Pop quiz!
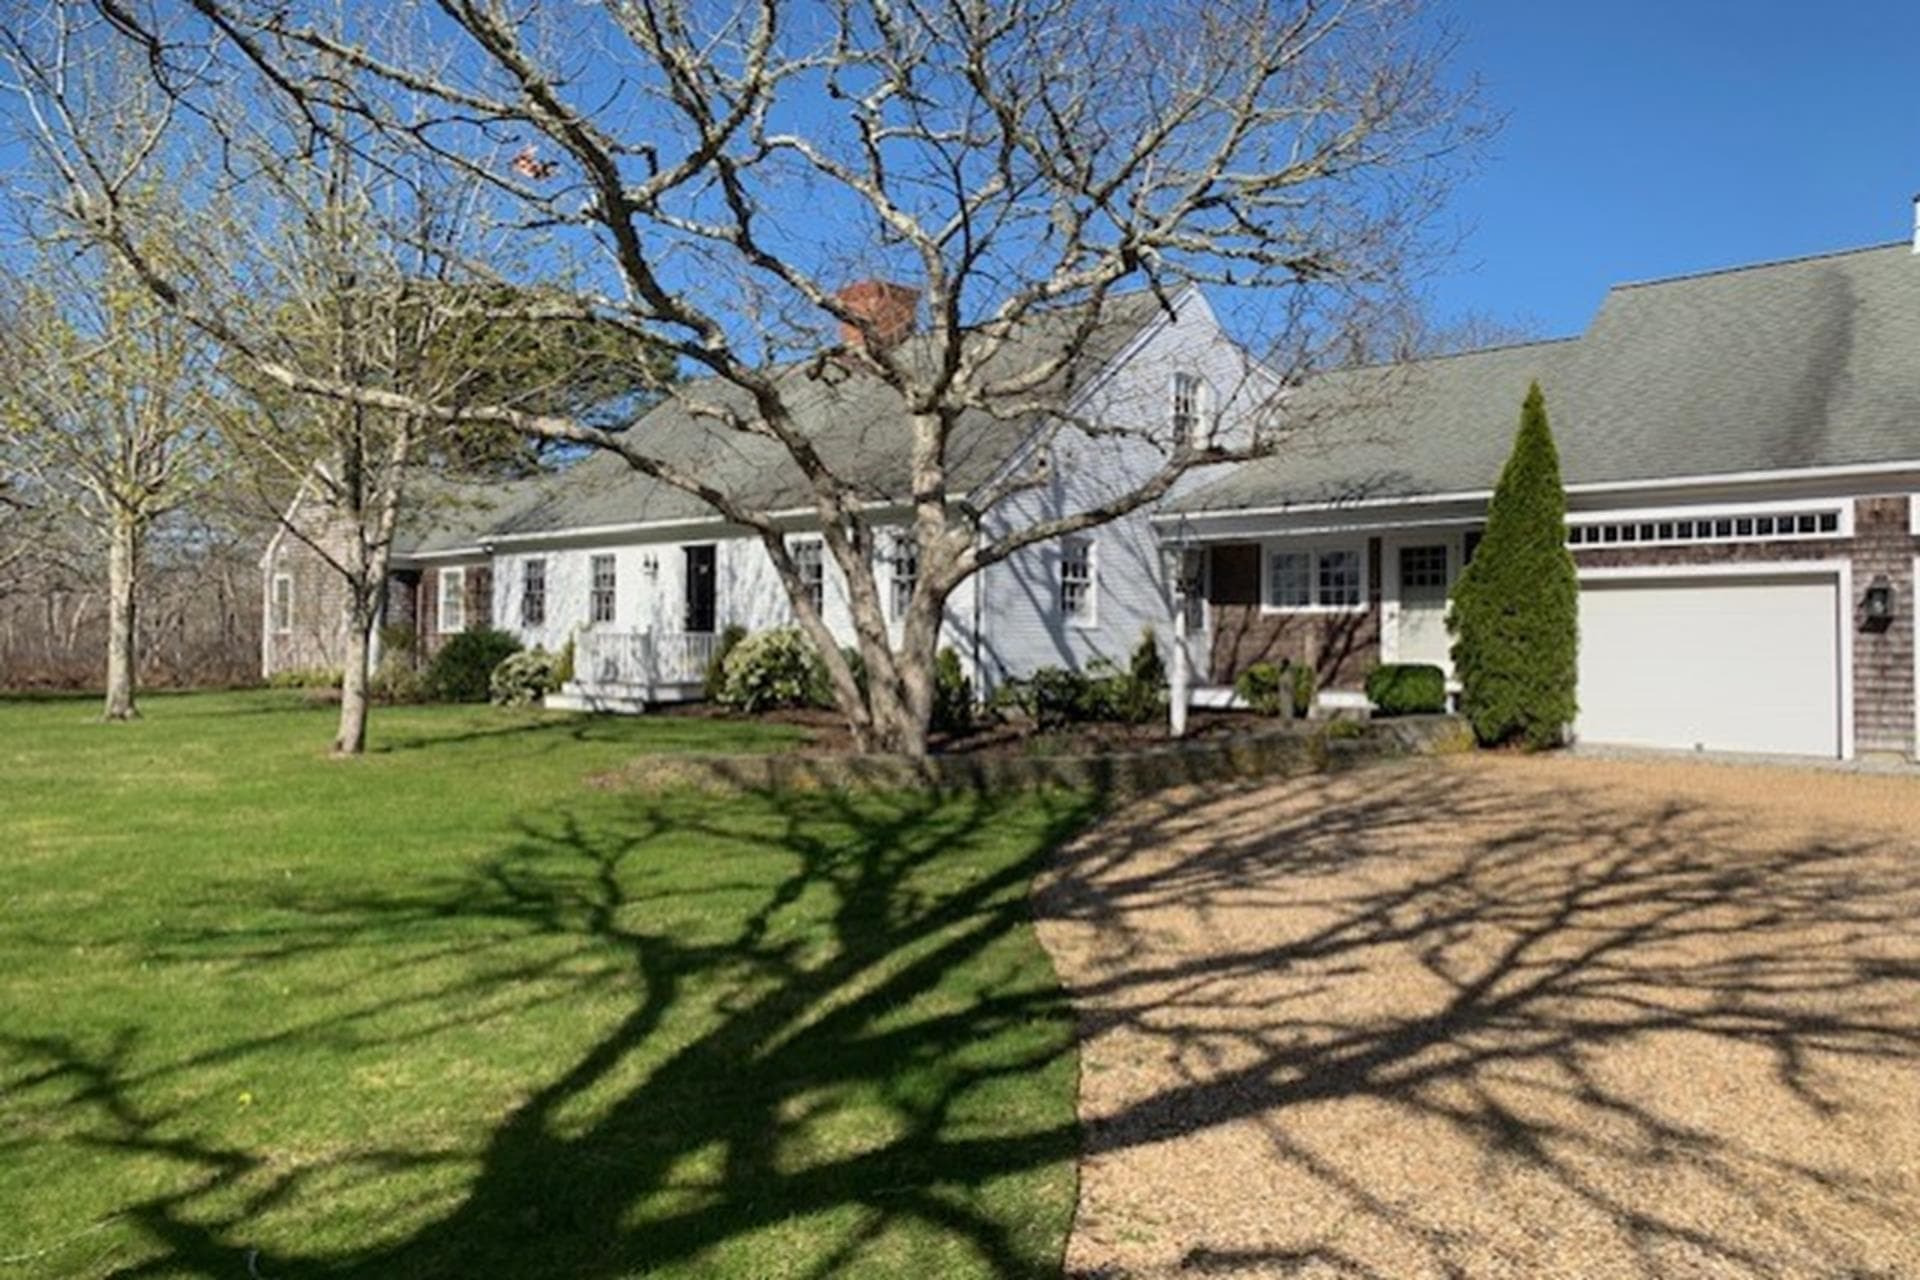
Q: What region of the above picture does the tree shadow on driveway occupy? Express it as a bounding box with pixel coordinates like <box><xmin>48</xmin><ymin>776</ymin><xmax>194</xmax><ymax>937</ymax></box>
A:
<box><xmin>1035</xmin><ymin>757</ymin><xmax>1920</xmax><ymax>1279</ymax></box>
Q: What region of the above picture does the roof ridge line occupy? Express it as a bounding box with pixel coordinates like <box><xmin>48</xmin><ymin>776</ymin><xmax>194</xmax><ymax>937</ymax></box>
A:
<box><xmin>1610</xmin><ymin>239</ymin><xmax>1910</xmax><ymax>292</ymax></box>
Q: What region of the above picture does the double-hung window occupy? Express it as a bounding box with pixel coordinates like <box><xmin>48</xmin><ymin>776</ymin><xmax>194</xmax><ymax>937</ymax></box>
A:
<box><xmin>270</xmin><ymin>573</ymin><xmax>293</xmax><ymax>635</ymax></box>
<box><xmin>1265</xmin><ymin>545</ymin><xmax>1364</xmax><ymax>611</ymax></box>
<box><xmin>438</xmin><ymin>567</ymin><xmax>468</xmax><ymax>633</ymax></box>
<box><xmin>589</xmin><ymin>554</ymin><xmax>617</xmax><ymax>625</ymax></box>
<box><xmin>1171</xmin><ymin>371</ymin><xmax>1206</xmax><ymax>445</ymax></box>
<box><xmin>1060</xmin><ymin>537</ymin><xmax>1096</xmax><ymax>626</ymax></box>
<box><xmin>792</xmin><ymin>538</ymin><xmax>825</xmax><ymax>616</ymax></box>
<box><xmin>889</xmin><ymin>535</ymin><xmax>917</xmax><ymax>621</ymax></box>
<box><xmin>521</xmin><ymin>558</ymin><xmax>547</xmax><ymax>628</ymax></box>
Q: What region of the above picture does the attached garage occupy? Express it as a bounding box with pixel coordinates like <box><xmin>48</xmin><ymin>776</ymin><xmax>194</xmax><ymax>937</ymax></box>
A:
<box><xmin>1576</xmin><ymin>569</ymin><xmax>1847</xmax><ymax>758</ymax></box>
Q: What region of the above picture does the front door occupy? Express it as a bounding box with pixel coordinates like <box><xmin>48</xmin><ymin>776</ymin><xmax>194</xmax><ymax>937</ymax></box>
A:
<box><xmin>683</xmin><ymin>544</ymin><xmax>717</xmax><ymax>633</ymax></box>
<box><xmin>1392</xmin><ymin>542</ymin><xmax>1453</xmax><ymax>669</ymax></box>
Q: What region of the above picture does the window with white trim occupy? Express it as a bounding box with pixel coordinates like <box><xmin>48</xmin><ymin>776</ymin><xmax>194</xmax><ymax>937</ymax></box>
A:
<box><xmin>1263</xmin><ymin>544</ymin><xmax>1366</xmax><ymax>611</ymax></box>
<box><xmin>589</xmin><ymin>554</ymin><xmax>617</xmax><ymax>625</ymax></box>
<box><xmin>792</xmin><ymin>538</ymin><xmax>825</xmax><ymax>616</ymax></box>
<box><xmin>889</xmin><ymin>535</ymin><xmax>917</xmax><ymax>621</ymax></box>
<box><xmin>1060</xmin><ymin>536</ymin><xmax>1096</xmax><ymax>626</ymax></box>
<box><xmin>438</xmin><ymin>567</ymin><xmax>467</xmax><ymax>633</ymax></box>
<box><xmin>521</xmin><ymin>558</ymin><xmax>547</xmax><ymax>628</ymax></box>
<box><xmin>1171</xmin><ymin>371</ymin><xmax>1206</xmax><ymax>445</ymax></box>
<box><xmin>1565</xmin><ymin>508</ymin><xmax>1841</xmax><ymax>548</ymax></box>
<box><xmin>270</xmin><ymin>573</ymin><xmax>293</xmax><ymax>635</ymax></box>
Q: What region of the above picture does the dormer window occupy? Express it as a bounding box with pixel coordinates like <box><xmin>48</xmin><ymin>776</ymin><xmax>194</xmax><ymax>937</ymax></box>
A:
<box><xmin>1172</xmin><ymin>371</ymin><xmax>1206</xmax><ymax>445</ymax></box>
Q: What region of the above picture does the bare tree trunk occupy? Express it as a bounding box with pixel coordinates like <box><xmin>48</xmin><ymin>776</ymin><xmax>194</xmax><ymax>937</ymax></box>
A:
<box><xmin>333</xmin><ymin>598</ymin><xmax>373</xmax><ymax>756</ymax></box>
<box><xmin>103</xmin><ymin>510</ymin><xmax>139</xmax><ymax>721</ymax></box>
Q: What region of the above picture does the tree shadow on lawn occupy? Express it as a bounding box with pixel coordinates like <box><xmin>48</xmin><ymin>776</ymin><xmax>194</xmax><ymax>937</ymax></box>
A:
<box><xmin>8</xmin><ymin>762</ymin><xmax>1920</xmax><ymax>1279</ymax></box>
<box><xmin>1</xmin><ymin>780</ymin><xmax>1103</xmax><ymax>1278</ymax></box>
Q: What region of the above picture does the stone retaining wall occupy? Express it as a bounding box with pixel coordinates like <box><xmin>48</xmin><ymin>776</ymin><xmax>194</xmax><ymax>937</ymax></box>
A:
<box><xmin>593</xmin><ymin>715</ymin><xmax>1473</xmax><ymax>799</ymax></box>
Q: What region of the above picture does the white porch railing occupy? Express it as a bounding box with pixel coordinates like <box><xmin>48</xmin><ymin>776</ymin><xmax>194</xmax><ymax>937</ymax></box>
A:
<box><xmin>576</xmin><ymin>630</ymin><xmax>717</xmax><ymax>689</ymax></box>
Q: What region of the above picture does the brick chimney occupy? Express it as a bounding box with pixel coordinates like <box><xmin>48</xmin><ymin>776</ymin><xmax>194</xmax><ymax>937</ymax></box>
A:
<box><xmin>836</xmin><ymin>279</ymin><xmax>919</xmax><ymax>350</ymax></box>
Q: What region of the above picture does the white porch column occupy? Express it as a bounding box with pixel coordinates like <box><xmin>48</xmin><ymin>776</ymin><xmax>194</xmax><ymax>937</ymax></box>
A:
<box><xmin>1170</xmin><ymin>572</ymin><xmax>1191</xmax><ymax>739</ymax></box>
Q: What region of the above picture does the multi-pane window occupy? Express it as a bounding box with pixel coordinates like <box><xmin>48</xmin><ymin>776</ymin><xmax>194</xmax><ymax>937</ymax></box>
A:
<box><xmin>1171</xmin><ymin>371</ymin><xmax>1205</xmax><ymax>444</ymax></box>
<box><xmin>1267</xmin><ymin>551</ymin><xmax>1312</xmax><ymax>609</ymax></box>
<box><xmin>589</xmin><ymin>554</ymin><xmax>617</xmax><ymax>624</ymax></box>
<box><xmin>889</xmin><ymin>536</ymin><xmax>917</xmax><ymax>621</ymax></box>
<box><xmin>270</xmin><ymin>574</ymin><xmax>293</xmax><ymax>634</ymax></box>
<box><xmin>1060</xmin><ymin>537</ymin><xmax>1096</xmax><ymax>626</ymax></box>
<box><xmin>438</xmin><ymin>567</ymin><xmax>467</xmax><ymax>633</ymax></box>
<box><xmin>521</xmin><ymin>558</ymin><xmax>547</xmax><ymax>628</ymax></box>
<box><xmin>1264</xmin><ymin>545</ymin><xmax>1365</xmax><ymax>611</ymax></box>
<box><xmin>1566</xmin><ymin>508</ymin><xmax>1840</xmax><ymax>547</ymax></box>
<box><xmin>793</xmin><ymin>538</ymin><xmax>825</xmax><ymax>616</ymax></box>
<box><xmin>1317</xmin><ymin>550</ymin><xmax>1362</xmax><ymax>607</ymax></box>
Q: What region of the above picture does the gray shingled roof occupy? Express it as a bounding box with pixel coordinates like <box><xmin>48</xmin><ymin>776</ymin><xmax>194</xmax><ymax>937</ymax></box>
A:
<box><xmin>1172</xmin><ymin>241</ymin><xmax>1920</xmax><ymax>514</ymax></box>
<box><xmin>476</xmin><ymin>290</ymin><xmax>1171</xmax><ymax>541</ymax></box>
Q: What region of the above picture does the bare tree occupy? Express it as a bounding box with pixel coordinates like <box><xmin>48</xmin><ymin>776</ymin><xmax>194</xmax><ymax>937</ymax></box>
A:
<box><xmin>0</xmin><ymin>229</ymin><xmax>218</xmax><ymax>719</ymax></box>
<box><xmin>7</xmin><ymin>0</ymin><xmax>1483</xmax><ymax>754</ymax></box>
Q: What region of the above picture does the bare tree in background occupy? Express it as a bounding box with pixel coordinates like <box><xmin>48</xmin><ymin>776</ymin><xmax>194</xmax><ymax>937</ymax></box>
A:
<box><xmin>0</xmin><ymin>226</ymin><xmax>219</xmax><ymax>720</ymax></box>
<box><xmin>8</xmin><ymin>0</ymin><xmax>1484</xmax><ymax>754</ymax></box>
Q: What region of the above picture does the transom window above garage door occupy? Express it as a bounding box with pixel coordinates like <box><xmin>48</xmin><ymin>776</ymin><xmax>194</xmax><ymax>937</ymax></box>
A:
<box><xmin>1566</xmin><ymin>508</ymin><xmax>1841</xmax><ymax>548</ymax></box>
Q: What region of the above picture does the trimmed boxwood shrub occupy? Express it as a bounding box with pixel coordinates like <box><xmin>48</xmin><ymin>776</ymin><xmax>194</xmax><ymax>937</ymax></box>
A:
<box><xmin>931</xmin><ymin>647</ymin><xmax>974</xmax><ymax>734</ymax></box>
<box><xmin>427</xmin><ymin>628</ymin><xmax>522</xmax><ymax>703</ymax></box>
<box><xmin>1365</xmin><ymin>663</ymin><xmax>1446</xmax><ymax>716</ymax></box>
<box><xmin>1234</xmin><ymin>662</ymin><xmax>1287</xmax><ymax>716</ymax></box>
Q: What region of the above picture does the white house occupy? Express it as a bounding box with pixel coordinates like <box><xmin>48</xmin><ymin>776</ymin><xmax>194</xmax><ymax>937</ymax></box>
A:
<box><xmin>262</xmin><ymin>284</ymin><xmax>1274</xmax><ymax>709</ymax></box>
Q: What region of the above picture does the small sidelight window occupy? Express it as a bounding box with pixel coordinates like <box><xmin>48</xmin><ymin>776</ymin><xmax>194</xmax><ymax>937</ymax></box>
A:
<box><xmin>521</xmin><ymin>559</ymin><xmax>547</xmax><ymax>628</ymax></box>
<box><xmin>889</xmin><ymin>535</ymin><xmax>917</xmax><ymax>621</ymax></box>
<box><xmin>270</xmin><ymin>573</ymin><xmax>293</xmax><ymax>634</ymax></box>
<box><xmin>793</xmin><ymin>538</ymin><xmax>825</xmax><ymax>616</ymax></box>
<box><xmin>1060</xmin><ymin>537</ymin><xmax>1096</xmax><ymax>626</ymax></box>
<box><xmin>589</xmin><ymin>554</ymin><xmax>617</xmax><ymax>625</ymax></box>
<box><xmin>438</xmin><ymin>567</ymin><xmax>467</xmax><ymax>633</ymax></box>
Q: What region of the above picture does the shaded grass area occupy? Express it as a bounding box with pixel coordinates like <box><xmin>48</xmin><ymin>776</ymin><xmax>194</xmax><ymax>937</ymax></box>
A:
<box><xmin>0</xmin><ymin>692</ymin><xmax>1094</xmax><ymax>1278</ymax></box>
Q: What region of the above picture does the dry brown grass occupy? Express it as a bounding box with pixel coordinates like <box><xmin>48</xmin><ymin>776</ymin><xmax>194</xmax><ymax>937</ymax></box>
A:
<box><xmin>1035</xmin><ymin>754</ymin><xmax>1920</xmax><ymax>1279</ymax></box>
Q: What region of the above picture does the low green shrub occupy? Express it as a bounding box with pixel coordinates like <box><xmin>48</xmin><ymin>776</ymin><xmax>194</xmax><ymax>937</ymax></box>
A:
<box><xmin>267</xmin><ymin>667</ymin><xmax>342</xmax><ymax>690</ymax></box>
<box><xmin>704</xmin><ymin>623</ymin><xmax>748</xmax><ymax>700</ymax></box>
<box><xmin>490</xmin><ymin>648</ymin><xmax>558</xmax><ymax>707</ymax></box>
<box><xmin>931</xmin><ymin>647</ymin><xmax>975</xmax><ymax>735</ymax></box>
<box><xmin>427</xmin><ymin>628</ymin><xmax>522</xmax><ymax>703</ymax></box>
<box><xmin>1365</xmin><ymin>663</ymin><xmax>1447</xmax><ymax>716</ymax></box>
<box><xmin>716</xmin><ymin>627</ymin><xmax>825</xmax><ymax>713</ymax></box>
<box><xmin>1234</xmin><ymin>662</ymin><xmax>1287</xmax><ymax>716</ymax></box>
<box><xmin>377</xmin><ymin>623</ymin><xmax>417</xmax><ymax>658</ymax></box>
<box><xmin>1291</xmin><ymin>661</ymin><xmax>1318</xmax><ymax>718</ymax></box>
<box><xmin>552</xmin><ymin>633</ymin><xmax>576</xmax><ymax>687</ymax></box>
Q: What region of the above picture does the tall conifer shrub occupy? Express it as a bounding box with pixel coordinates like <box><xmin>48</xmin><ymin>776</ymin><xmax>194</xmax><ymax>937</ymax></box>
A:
<box><xmin>1448</xmin><ymin>382</ymin><xmax>1578</xmax><ymax>747</ymax></box>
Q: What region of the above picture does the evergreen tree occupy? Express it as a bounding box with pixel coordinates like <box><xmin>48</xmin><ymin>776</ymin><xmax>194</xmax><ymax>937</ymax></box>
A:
<box><xmin>1448</xmin><ymin>382</ymin><xmax>1578</xmax><ymax>747</ymax></box>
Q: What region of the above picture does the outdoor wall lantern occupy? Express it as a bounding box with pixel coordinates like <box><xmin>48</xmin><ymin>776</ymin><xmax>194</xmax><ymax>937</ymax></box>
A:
<box><xmin>1863</xmin><ymin>575</ymin><xmax>1895</xmax><ymax>627</ymax></box>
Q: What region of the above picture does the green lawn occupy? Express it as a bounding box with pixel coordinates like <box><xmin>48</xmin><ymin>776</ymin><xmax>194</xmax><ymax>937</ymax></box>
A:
<box><xmin>0</xmin><ymin>692</ymin><xmax>1094</xmax><ymax>1279</ymax></box>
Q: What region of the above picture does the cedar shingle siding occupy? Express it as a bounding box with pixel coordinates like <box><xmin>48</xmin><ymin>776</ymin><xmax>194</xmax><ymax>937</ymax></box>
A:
<box><xmin>1206</xmin><ymin>540</ymin><xmax>1384</xmax><ymax>690</ymax></box>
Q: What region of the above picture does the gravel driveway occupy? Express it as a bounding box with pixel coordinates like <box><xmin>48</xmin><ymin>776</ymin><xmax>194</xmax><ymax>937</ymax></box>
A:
<box><xmin>1034</xmin><ymin>754</ymin><xmax>1920</xmax><ymax>1279</ymax></box>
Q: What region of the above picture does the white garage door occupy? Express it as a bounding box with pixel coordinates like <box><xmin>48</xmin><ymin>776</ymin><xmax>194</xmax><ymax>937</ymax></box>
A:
<box><xmin>1577</xmin><ymin>574</ymin><xmax>1842</xmax><ymax>758</ymax></box>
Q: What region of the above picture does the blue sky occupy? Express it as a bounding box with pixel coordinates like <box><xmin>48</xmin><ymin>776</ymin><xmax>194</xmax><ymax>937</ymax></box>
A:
<box><xmin>1428</xmin><ymin>0</ymin><xmax>1920</xmax><ymax>337</ymax></box>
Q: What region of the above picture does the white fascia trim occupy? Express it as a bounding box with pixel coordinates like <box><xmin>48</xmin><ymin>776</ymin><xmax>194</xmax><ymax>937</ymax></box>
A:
<box><xmin>1579</xmin><ymin>558</ymin><xmax>1855</xmax><ymax>762</ymax></box>
<box><xmin>483</xmin><ymin>501</ymin><xmax>917</xmax><ymax>550</ymax></box>
<box><xmin>1154</xmin><ymin>458</ymin><xmax>1920</xmax><ymax>526</ymax></box>
<box><xmin>258</xmin><ymin>472</ymin><xmax>317</xmax><ymax>570</ymax></box>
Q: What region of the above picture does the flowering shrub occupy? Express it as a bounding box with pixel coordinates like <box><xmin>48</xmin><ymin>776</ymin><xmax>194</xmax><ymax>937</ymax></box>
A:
<box><xmin>488</xmin><ymin>648</ymin><xmax>556</xmax><ymax>707</ymax></box>
<box><xmin>716</xmin><ymin>627</ymin><xmax>826</xmax><ymax>713</ymax></box>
